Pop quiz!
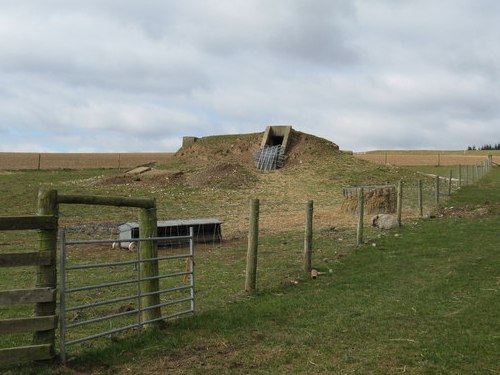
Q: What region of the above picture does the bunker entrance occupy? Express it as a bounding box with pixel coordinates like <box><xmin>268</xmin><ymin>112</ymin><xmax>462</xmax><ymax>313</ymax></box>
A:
<box><xmin>255</xmin><ymin>125</ymin><xmax>292</xmax><ymax>171</ymax></box>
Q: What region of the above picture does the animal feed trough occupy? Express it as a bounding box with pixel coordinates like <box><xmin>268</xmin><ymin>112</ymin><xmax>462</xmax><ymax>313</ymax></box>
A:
<box><xmin>341</xmin><ymin>185</ymin><xmax>397</xmax><ymax>215</ymax></box>
<box><xmin>117</xmin><ymin>219</ymin><xmax>222</xmax><ymax>250</ymax></box>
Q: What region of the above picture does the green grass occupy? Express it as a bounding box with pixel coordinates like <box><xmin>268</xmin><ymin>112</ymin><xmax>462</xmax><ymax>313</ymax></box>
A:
<box><xmin>1</xmin><ymin>167</ymin><xmax>499</xmax><ymax>374</ymax></box>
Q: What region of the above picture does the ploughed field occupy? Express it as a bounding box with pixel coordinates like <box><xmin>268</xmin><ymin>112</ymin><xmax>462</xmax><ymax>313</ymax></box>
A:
<box><xmin>0</xmin><ymin>152</ymin><xmax>175</xmax><ymax>170</ymax></box>
<box><xmin>355</xmin><ymin>150</ymin><xmax>500</xmax><ymax>166</ymax></box>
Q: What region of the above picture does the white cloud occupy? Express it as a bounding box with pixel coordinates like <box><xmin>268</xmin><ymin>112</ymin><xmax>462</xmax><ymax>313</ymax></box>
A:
<box><xmin>0</xmin><ymin>0</ymin><xmax>499</xmax><ymax>152</ymax></box>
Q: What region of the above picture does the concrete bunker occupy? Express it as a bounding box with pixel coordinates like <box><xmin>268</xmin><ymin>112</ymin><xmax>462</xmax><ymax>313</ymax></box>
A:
<box><xmin>255</xmin><ymin>125</ymin><xmax>293</xmax><ymax>171</ymax></box>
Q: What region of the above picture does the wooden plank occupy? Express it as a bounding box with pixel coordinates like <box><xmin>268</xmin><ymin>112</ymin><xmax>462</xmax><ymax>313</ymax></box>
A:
<box><xmin>0</xmin><ymin>251</ymin><xmax>51</xmax><ymax>267</ymax></box>
<box><xmin>0</xmin><ymin>344</ymin><xmax>53</xmax><ymax>364</ymax></box>
<box><xmin>0</xmin><ymin>315</ymin><xmax>57</xmax><ymax>334</ymax></box>
<box><xmin>0</xmin><ymin>288</ymin><xmax>55</xmax><ymax>305</ymax></box>
<box><xmin>58</xmin><ymin>194</ymin><xmax>155</xmax><ymax>209</ymax></box>
<box><xmin>0</xmin><ymin>215</ymin><xmax>57</xmax><ymax>231</ymax></box>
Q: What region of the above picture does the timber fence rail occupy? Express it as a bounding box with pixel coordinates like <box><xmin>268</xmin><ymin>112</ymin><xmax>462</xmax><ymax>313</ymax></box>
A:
<box><xmin>0</xmin><ymin>215</ymin><xmax>58</xmax><ymax>365</ymax></box>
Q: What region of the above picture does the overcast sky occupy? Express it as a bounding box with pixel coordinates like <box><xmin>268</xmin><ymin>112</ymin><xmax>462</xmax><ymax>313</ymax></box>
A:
<box><xmin>1</xmin><ymin>0</ymin><xmax>499</xmax><ymax>153</ymax></box>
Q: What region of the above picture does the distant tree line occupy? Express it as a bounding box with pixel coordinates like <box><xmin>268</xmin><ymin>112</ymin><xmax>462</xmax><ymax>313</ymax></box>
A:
<box><xmin>467</xmin><ymin>144</ymin><xmax>500</xmax><ymax>151</ymax></box>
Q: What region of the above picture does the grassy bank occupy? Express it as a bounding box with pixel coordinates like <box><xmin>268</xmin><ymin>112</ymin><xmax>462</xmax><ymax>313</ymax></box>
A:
<box><xmin>1</xmin><ymin>167</ymin><xmax>497</xmax><ymax>374</ymax></box>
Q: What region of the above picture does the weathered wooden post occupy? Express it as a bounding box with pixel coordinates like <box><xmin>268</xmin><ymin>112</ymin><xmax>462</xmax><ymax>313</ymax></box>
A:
<box><xmin>356</xmin><ymin>188</ymin><xmax>364</xmax><ymax>246</ymax></box>
<box><xmin>396</xmin><ymin>180</ymin><xmax>403</xmax><ymax>226</ymax></box>
<box><xmin>245</xmin><ymin>199</ymin><xmax>259</xmax><ymax>294</ymax></box>
<box><xmin>465</xmin><ymin>165</ymin><xmax>469</xmax><ymax>185</ymax></box>
<box><xmin>34</xmin><ymin>189</ymin><xmax>58</xmax><ymax>356</ymax></box>
<box><xmin>139</xmin><ymin>204</ymin><xmax>162</xmax><ymax>326</ymax></box>
<box><xmin>435</xmin><ymin>175</ymin><xmax>440</xmax><ymax>207</ymax></box>
<box><xmin>303</xmin><ymin>200</ymin><xmax>313</xmax><ymax>272</ymax></box>
<box><xmin>448</xmin><ymin>170</ymin><xmax>452</xmax><ymax>195</ymax></box>
<box><xmin>417</xmin><ymin>180</ymin><xmax>423</xmax><ymax>217</ymax></box>
<box><xmin>458</xmin><ymin>165</ymin><xmax>462</xmax><ymax>188</ymax></box>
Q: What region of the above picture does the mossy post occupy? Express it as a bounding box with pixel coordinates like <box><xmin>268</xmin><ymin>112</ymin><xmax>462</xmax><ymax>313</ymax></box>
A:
<box><xmin>417</xmin><ymin>179</ymin><xmax>423</xmax><ymax>217</ymax></box>
<box><xmin>356</xmin><ymin>188</ymin><xmax>364</xmax><ymax>246</ymax></box>
<box><xmin>396</xmin><ymin>180</ymin><xmax>403</xmax><ymax>226</ymax></box>
<box><xmin>245</xmin><ymin>199</ymin><xmax>259</xmax><ymax>294</ymax></box>
<box><xmin>34</xmin><ymin>189</ymin><xmax>58</xmax><ymax>357</ymax></box>
<box><xmin>139</xmin><ymin>204</ymin><xmax>162</xmax><ymax>327</ymax></box>
<box><xmin>303</xmin><ymin>200</ymin><xmax>313</xmax><ymax>272</ymax></box>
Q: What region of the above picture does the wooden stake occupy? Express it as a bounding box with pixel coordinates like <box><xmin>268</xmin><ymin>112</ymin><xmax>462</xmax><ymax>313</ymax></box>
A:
<box><xmin>356</xmin><ymin>188</ymin><xmax>364</xmax><ymax>246</ymax></box>
<box><xmin>303</xmin><ymin>200</ymin><xmax>313</xmax><ymax>272</ymax></box>
<box><xmin>245</xmin><ymin>199</ymin><xmax>259</xmax><ymax>294</ymax></box>
<box><xmin>33</xmin><ymin>189</ymin><xmax>58</xmax><ymax>357</ymax></box>
<box><xmin>396</xmin><ymin>180</ymin><xmax>403</xmax><ymax>226</ymax></box>
<box><xmin>417</xmin><ymin>180</ymin><xmax>423</xmax><ymax>217</ymax></box>
<box><xmin>139</xmin><ymin>205</ymin><xmax>162</xmax><ymax>327</ymax></box>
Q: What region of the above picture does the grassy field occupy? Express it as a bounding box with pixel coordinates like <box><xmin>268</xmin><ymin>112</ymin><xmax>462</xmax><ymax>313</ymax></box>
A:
<box><xmin>0</xmin><ymin>163</ymin><xmax>498</xmax><ymax>374</ymax></box>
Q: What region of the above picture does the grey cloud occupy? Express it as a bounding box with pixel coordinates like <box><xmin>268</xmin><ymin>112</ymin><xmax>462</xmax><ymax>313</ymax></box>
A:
<box><xmin>1</xmin><ymin>1</ymin><xmax>500</xmax><ymax>152</ymax></box>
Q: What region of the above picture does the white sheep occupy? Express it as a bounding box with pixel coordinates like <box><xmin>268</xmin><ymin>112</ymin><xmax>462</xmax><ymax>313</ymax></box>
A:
<box><xmin>371</xmin><ymin>214</ymin><xmax>400</xmax><ymax>230</ymax></box>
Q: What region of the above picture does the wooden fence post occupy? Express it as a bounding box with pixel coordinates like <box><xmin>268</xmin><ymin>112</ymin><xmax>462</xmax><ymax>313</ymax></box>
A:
<box><xmin>356</xmin><ymin>188</ymin><xmax>364</xmax><ymax>246</ymax></box>
<box><xmin>448</xmin><ymin>170</ymin><xmax>453</xmax><ymax>195</ymax></box>
<box><xmin>34</xmin><ymin>189</ymin><xmax>58</xmax><ymax>356</ymax></box>
<box><xmin>303</xmin><ymin>200</ymin><xmax>313</xmax><ymax>272</ymax></box>
<box><xmin>396</xmin><ymin>180</ymin><xmax>403</xmax><ymax>226</ymax></box>
<box><xmin>435</xmin><ymin>175</ymin><xmax>440</xmax><ymax>207</ymax></box>
<box><xmin>458</xmin><ymin>165</ymin><xmax>462</xmax><ymax>188</ymax></box>
<box><xmin>139</xmin><ymin>204</ymin><xmax>162</xmax><ymax>326</ymax></box>
<box><xmin>245</xmin><ymin>199</ymin><xmax>259</xmax><ymax>294</ymax></box>
<box><xmin>465</xmin><ymin>165</ymin><xmax>469</xmax><ymax>185</ymax></box>
<box><xmin>417</xmin><ymin>180</ymin><xmax>423</xmax><ymax>217</ymax></box>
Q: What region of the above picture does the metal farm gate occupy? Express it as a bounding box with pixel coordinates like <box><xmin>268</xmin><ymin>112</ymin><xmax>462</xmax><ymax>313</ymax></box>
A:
<box><xmin>59</xmin><ymin>229</ymin><xmax>195</xmax><ymax>363</ymax></box>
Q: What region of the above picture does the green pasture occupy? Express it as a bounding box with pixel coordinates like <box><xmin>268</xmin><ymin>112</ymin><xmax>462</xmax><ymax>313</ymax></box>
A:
<box><xmin>0</xmin><ymin>165</ymin><xmax>498</xmax><ymax>374</ymax></box>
